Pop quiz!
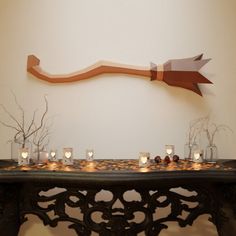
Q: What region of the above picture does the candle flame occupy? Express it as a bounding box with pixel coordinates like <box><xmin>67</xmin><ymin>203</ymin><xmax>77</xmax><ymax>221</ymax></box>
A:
<box><xmin>65</xmin><ymin>151</ymin><xmax>72</xmax><ymax>158</ymax></box>
<box><xmin>21</xmin><ymin>152</ymin><xmax>28</xmax><ymax>159</ymax></box>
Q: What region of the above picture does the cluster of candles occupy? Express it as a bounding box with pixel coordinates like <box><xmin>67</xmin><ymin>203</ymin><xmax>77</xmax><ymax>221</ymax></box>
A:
<box><xmin>18</xmin><ymin>147</ymin><xmax>94</xmax><ymax>166</ymax></box>
<box><xmin>138</xmin><ymin>145</ymin><xmax>176</xmax><ymax>167</ymax></box>
<box><xmin>18</xmin><ymin>145</ymin><xmax>204</xmax><ymax>167</ymax></box>
<box><xmin>138</xmin><ymin>145</ymin><xmax>204</xmax><ymax>167</ymax></box>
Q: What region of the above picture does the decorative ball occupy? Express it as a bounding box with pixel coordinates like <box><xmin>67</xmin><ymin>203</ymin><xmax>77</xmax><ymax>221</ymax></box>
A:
<box><xmin>173</xmin><ymin>155</ymin><xmax>180</xmax><ymax>162</ymax></box>
<box><xmin>164</xmin><ymin>156</ymin><xmax>171</xmax><ymax>164</ymax></box>
<box><xmin>154</xmin><ymin>156</ymin><xmax>161</xmax><ymax>163</ymax></box>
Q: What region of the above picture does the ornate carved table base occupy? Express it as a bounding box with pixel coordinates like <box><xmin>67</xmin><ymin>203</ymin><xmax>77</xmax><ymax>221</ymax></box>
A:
<box><xmin>2</xmin><ymin>183</ymin><xmax>231</xmax><ymax>236</ymax></box>
<box><xmin>0</xmin><ymin>159</ymin><xmax>236</xmax><ymax>235</ymax></box>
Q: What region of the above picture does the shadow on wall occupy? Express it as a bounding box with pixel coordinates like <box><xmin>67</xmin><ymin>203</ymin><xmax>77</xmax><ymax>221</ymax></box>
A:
<box><xmin>19</xmin><ymin>188</ymin><xmax>218</xmax><ymax>236</ymax></box>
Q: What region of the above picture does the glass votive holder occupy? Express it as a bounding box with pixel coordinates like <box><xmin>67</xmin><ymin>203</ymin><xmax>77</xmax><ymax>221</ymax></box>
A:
<box><xmin>193</xmin><ymin>149</ymin><xmax>204</xmax><ymax>163</ymax></box>
<box><xmin>18</xmin><ymin>148</ymin><xmax>30</xmax><ymax>166</ymax></box>
<box><xmin>49</xmin><ymin>149</ymin><xmax>57</xmax><ymax>162</ymax></box>
<box><xmin>86</xmin><ymin>149</ymin><xmax>94</xmax><ymax>162</ymax></box>
<box><xmin>39</xmin><ymin>151</ymin><xmax>49</xmax><ymax>164</ymax></box>
<box><xmin>165</xmin><ymin>145</ymin><xmax>175</xmax><ymax>158</ymax></box>
<box><xmin>63</xmin><ymin>148</ymin><xmax>73</xmax><ymax>165</ymax></box>
<box><xmin>184</xmin><ymin>142</ymin><xmax>198</xmax><ymax>161</ymax></box>
<box><xmin>139</xmin><ymin>152</ymin><xmax>150</xmax><ymax>168</ymax></box>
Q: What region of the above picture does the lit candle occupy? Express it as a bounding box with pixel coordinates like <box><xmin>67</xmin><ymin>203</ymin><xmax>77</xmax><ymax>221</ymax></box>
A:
<box><xmin>63</xmin><ymin>148</ymin><xmax>74</xmax><ymax>165</ymax></box>
<box><xmin>194</xmin><ymin>153</ymin><xmax>200</xmax><ymax>160</ymax></box>
<box><xmin>88</xmin><ymin>151</ymin><xmax>93</xmax><ymax>158</ymax></box>
<box><xmin>139</xmin><ymin>152</ymin><xmax>150</xmax><ymax>167</ymax></box>
<box><xmin>165</xmin><ymin>145</ymin><xmax>175</xmax><ymax>158</ymax></box>
<box><xmin>21</xmin><ymin>151</ymin><xmax>28</xmax><ymax>159</ymax></box>
<box><xmin>49</xmin><ymin>150</ymin><xmax>57</xmax><ymax>162</ymax></box>
<box><xmin>18</xmin><ymin>148</ymin><xmax>30</xmax><ymax>166</ymax></box>
<box><xmin>166</xmin><ymin>148</ymin><xmax>172</xmax><ymax>155</ymax></box>
<box><xmin>65</xmin><ymin>151</ymin><xmax>72</xmax><ymax>158</ymax></box>
<box><xmin>86</xmin><ymin>149</ymin><xmax>94</xmax><ymax>161</ymax></box>
<box><xmin>50</xmin><ymin>151</ymin><xmax>56</xmax><ymax>158</ymax></box>
<box><xmin>193</xmin><ymin>150</ymin><xmax>203</xmax><ymax>163</ymax></box>
<box><xmin>140</xmin><ymin>156</ymin><xmax>148</xmax><ymax>164</ymax></box>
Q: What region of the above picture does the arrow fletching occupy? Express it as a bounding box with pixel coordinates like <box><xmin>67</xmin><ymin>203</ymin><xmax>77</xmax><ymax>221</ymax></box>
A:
<box><xmin>150</xmin><ymin>54</ymin><xmax>212</xmax><ymax>96</ymax></box>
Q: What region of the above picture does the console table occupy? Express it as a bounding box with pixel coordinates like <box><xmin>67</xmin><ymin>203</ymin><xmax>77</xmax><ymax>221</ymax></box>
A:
<box><xmin>0</xmin><ymin>159</ymin><xmax>236</xmax><ymax>236</ymax></box>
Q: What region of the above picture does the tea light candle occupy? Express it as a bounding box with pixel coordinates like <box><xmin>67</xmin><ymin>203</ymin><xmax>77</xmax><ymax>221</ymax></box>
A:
<box><xmin>22</xmin><ymin>151</ymin><xmax>28</xmax><ymax>159</ymax></box>
<box><xmin>63</xmin><ymin>148</ymin><xmax>74</xmax><ymax>165</ymax></box>
<box><xmin>165</xmin><ymin>145</ymin><xmax>175</xmax><ymax>158</ymax></box>
<box><xmin>49</xmin><ymin>150</ymin><xmax>57</xmax><ymax>162</ymax></box>
<box><xmin>18</xmin><ymin>148</ymin><xmax>30</xmax><ymax>166</ymax></box>
<box><xmin>194</xmin><ymin>153</ymin><xmax>200</xmax><ymax>159</ymax></box>
<box><xmin>140</xmin><ymin>156</ymin><xmax>148</xmax><ymax>164</ymax></box>
<box><xmin>65</xmin><ymin>151</ymin><xmax>72</xmax><ymax>158</ymax></box>
<box><xmin>193</xmin><ymin>150</ymin><xmax>204</xmax><ymax>163</ymax></box>
<box><xmin>166</xmin><ymin>149</ymin><xmax>172</xmax><ymax>155</ymax></box>
<box><xmin>86</xmin><ymin>149</ymin><xmax>94</xmax><ymax>162</ymax></box>
<box><xmin>139</xmin><ymin>152</ymin><xmax>150</xmax><ymax>167</ymax></box>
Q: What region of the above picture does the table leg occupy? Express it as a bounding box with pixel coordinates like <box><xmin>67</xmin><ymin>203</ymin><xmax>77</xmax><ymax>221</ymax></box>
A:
<box><xmin>215</xmin><ymin>184</ymin><xmax>236</xmax><ymax>236</ymax></box>
<box><xmin>0</xmin><ymin>184</ymin><xmax>20</xmax><ymax>236</ymax></box>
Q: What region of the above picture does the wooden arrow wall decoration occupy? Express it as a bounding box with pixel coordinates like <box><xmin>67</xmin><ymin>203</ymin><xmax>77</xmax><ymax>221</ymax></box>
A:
<box><xmin>27</xmin><ymin>54</ymin><xmax>212</xmax><ymax>96</ymax></box>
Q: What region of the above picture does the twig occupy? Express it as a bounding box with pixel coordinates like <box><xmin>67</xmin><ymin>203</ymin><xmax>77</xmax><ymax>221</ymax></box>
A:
<box><xmin>0</xmin><ymin>104</ymin><xmax>24</xmax><ymax>133</ymax></box>
<box><xmin>25</xmin><ymin>95</ymin><xmax>48</xmax><ymax>139</ymax></box>
<box><xmin>0</xmin><ymin>93</ymin><xmax>49</xmax><ymax>148</ymax></box>
<box><xmin>11</xmin><ymin>90</ymin><xmax>25</xmax><ymax>130</ymax></box>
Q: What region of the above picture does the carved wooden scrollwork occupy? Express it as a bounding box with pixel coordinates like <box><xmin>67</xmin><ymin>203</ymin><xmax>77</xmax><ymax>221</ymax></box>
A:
<box><xmin>20</xmin><ymin>184</ymin><xmax>219</xmax><ymax>236</ymax></box>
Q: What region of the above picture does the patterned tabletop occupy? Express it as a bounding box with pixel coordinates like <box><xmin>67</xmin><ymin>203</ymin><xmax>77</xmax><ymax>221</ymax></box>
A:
<box><xmin>0</xmin><ymin>159</ymin><xmax>233</xmax><ymax>172</ymax></box>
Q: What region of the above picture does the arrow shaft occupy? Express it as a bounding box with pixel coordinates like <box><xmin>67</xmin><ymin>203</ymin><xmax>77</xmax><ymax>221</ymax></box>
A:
<box><xmin>27</xmin><ymin>54</ymin><xmax>212</xmax><ymax>96</ymax></box>
<box><xmin>28</xmin><ymin>56</ymin><xmax>153</xmax><ymax>83</ymax></box>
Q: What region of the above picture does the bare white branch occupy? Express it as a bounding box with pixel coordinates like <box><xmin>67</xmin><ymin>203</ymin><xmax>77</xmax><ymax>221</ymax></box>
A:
<box><xmin>0</xmin><ymin>104</ymin><xmax>24</xmax><ymax>133</ymax></box>
<box><xmin>26</xmin><ymin>109</ymin><xmax>38</xmax><ymax>136</ymax></box>
<box><xmin>11</xmin><ymin>91</ymin><xmax>25</xmax><ymax>130</ymax></box>
<box><xmin>204</xmin><ymin>122</ymin><xmax>233</xmax><ymax>146</ymax></box>
<box><xmin>26</xmin><ymin>95</ymin><xmax>48</xmax><ymax>139</ymax></box>
<box><xmin>0</xmin><ymin>120</ymin><xmax>21</xmax><ymax>132</ymax></box>
<box><xmin>0</xmin><ymin>94</ymin><xmax>50</xmax><ymax>148</ymax></box>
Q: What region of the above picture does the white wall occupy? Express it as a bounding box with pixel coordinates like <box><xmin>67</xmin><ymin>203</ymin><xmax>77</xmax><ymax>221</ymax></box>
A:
<box><xmin>0</xmin><ymin>0</ymin><xmax>236</xmax><ymax>235</ymax></box>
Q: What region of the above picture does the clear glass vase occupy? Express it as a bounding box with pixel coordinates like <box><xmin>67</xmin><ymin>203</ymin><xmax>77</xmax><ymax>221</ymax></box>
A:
<box><xmin>184</xmin><ymin>142</ymin><xmax>198</xmax><ymax>161</ymax></box>
<box><xmin>205</xmin><ymin>145</ymin><xmax>218</xmax><ymax>163</ymax></box>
